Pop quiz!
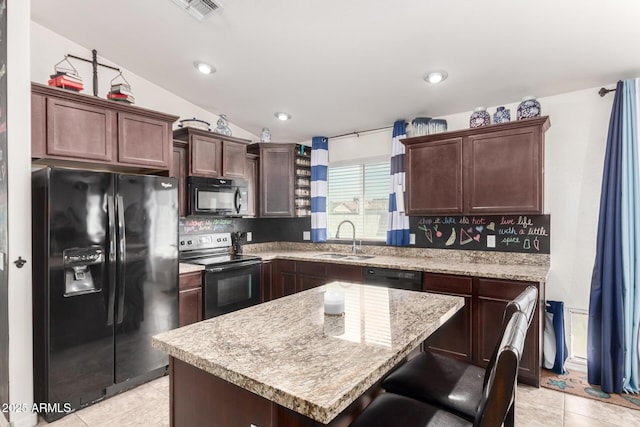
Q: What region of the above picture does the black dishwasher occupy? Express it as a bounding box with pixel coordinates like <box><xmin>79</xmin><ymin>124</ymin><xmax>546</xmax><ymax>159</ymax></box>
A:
<box><xmin>363</xmin><ymin>267</ymin><xmax>422</xmax><ymax>291</ymax></box>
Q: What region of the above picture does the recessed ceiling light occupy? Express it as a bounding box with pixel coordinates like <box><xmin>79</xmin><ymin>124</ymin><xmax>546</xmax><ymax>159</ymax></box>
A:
<box><xmin>194</xmin><ymin>61</ymin><xmax>215</xmax><ymax>74</ymax></box>
<box><xmin>275</xmin><ymin>112</ymin><xmax>292</xmax><ymax>121</ymax></box>
<box><xmin>424</xmin><ymin>71</ymin><xmax>448</xmax><ymax>84</ymax></box>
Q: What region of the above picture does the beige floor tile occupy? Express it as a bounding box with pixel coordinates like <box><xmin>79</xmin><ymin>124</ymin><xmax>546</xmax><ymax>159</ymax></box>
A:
<box><xmin>74</xmin><ymin>389</ymin><xmax>145</xmax><ymax>426</ymax></box>
<box><xmin>565</xmin><ymin>394</ymin><xmax>640</xmax><ymax>426</ymax></box>
<box><xmin>564</xmin><ymin>411</ymin><xmax>626</xmax><ymax>427</ymax></box>
<box><xmin>36</xmin><ymin>413</ymin><xmax>88</xmax><ymax>426</ymax></box>
<box><xmin>515</xmin><ymin>384</ymin><xmax>564</xmax><ymax>426</ymax></box>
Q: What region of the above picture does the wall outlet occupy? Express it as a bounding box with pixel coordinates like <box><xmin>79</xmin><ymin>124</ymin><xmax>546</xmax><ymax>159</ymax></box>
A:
<box><xmin>303</xmin><ymin>231</ymin><xmax>311</xmax><ymax>241</ymax></box>
<box><xmin>246</xmin><ymin>231</ymin><xmax>252</xmax><ymax>242</ymax></box>
<box><xmin>487</xmin><ymin>235</ymin><xmax>496</xmax><ymax>248</ymax></box>
<box><xmin>409</xmin><ymin>233</ymin><xmax>416</xmax><ymax>245</ymax></box>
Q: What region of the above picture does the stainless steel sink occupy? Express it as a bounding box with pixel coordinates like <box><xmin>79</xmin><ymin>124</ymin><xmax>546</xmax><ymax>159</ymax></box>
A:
<box><xmin>315</xmin><ymin>253</ymin><xmax>348</xmax><ymax>259</ymax></box>
<box><xmin>314</xmin><ymin>253</ymin><xmax>374</xmax><ymax>261</ymax></box>
<box><xmin>343</xmin><ymin>255</ymin><xmax>375</xmax><ymax>260</ymax></box>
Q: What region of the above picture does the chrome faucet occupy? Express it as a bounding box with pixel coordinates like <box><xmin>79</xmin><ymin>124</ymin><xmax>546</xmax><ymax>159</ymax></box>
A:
<box><xmin>336</xmin><ymin>220</ymin><xmax>359</xmax><ymax>254</ymax></box>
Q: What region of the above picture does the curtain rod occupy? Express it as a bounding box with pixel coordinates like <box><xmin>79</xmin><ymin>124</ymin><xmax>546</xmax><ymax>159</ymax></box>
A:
<box><xmin>599</xmin><ymin>87</ymin><xmax>616</xmax><ymax>97</ymax></box>
<box><xmin>329</xmin><ymin>124</ymin><xmax>395</xmax><ymax>139</ymax></box>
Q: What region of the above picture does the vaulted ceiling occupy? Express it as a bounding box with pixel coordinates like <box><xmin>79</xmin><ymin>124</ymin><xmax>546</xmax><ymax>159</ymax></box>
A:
<box><xmin>31</xmin><ymin>0</ymin><xmax>640</xmax><ymax>142</ymax></box>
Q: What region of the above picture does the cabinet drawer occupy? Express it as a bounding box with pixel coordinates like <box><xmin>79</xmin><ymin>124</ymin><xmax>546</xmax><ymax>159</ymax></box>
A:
<box><xmin>179</xmin><ymin>272</ymin><xmax>202</xmax><ymax>290</ymax></box>
<box><xmin>423</xmin><ymin>273</ymin><xmax>472</xmax><ymax>295</ymax></box>
<box><xmin>477</xmin><ymin>277</ymin><xmax>536</xmax><ymax>300</ymax></box>
<box><xmin>296</xmin><ymin>261</ymin><xmax>326</xmax><ymax>276</ymax></box>
<box><xmin>276</xmin><ymin>260</ymin><xmax>296</xmax><ymax>273</ymax></box>
<box><xmin>328</xmin><ymin>264</ymin><xmax>364</xmax><ymax>282</ymax></box>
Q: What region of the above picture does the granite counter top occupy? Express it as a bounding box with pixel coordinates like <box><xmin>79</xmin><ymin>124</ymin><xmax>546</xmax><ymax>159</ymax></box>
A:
<box><xmin>178</xmin><ymin>262</ymin><xmax>205</xmax><ymax>274</ymax></box>
<box><xmin>152</xmin><ymin>282</ymin><xmax>463</xmax><ymax>424</ymax></box>
<box><xmin>250</xmin><ymin>249</ymin><xmax>549</xmax><ymax>283</ymax></box>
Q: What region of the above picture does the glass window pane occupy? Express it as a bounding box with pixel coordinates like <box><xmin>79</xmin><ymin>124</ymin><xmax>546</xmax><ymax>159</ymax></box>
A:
<box><xmin>327</xmin><ymin>162</ymin><xmax>389</xmax><ymax>241</ymax></box>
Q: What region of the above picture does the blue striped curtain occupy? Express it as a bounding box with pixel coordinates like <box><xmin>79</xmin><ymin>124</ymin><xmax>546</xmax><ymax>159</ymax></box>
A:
<box><xmin>311</xmin><ymin>136</ymin><xmax>328</xmax><ymax>242</ymax></box>
<box><xmin>588</xmin><ymin>78</ymin><xmax>640</xmax><ymax>393</ymax></box>
<box><xmin>386</xmin><ymin>120</ymin><xmax>410</xmax><ymax>246</ymax></box>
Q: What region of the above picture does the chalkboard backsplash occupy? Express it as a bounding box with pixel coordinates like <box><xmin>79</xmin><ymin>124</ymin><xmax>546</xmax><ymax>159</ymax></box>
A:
<box><xmin>409</xmin><ymin>215</ymin><xmax>550</xmax><ymax>254</ymax></box>
<box><xmin>179</xmin><ymin>214</ymin><xmax>550</xmax><ymax>254</ymax></box>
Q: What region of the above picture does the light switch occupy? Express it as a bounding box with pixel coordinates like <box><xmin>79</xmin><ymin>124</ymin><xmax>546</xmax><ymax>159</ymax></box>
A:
<box><xmin>303</xmin><ymin>231</ymin><xmax>311</xmax><ymax>240</ymax></box>
<box><xmin>246</xmin><ymin>231</ymin><xmax>253</xmax><ymax>242</ymax></box>
<box><xmin>409</xmin><ymin>233</ymin><xmax>416</xmax><ymax>245</ymax></box>
<box><xmin>487</xmin><ymin>235</ymin><xmax>496</xmax><ymax>248</ymax></box>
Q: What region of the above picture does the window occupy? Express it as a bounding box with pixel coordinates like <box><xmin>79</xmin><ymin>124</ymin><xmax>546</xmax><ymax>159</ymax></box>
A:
<box><xmin>327</xmin><ymin>161</ymin><xmax>390</xmax><ymax>241</ymax></box>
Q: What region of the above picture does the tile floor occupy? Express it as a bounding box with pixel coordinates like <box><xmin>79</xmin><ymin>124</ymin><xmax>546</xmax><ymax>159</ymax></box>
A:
<box><xmin>37</xmin><ymin>376</ymin><xmax>640</xmax><ymax>427</ymax></box>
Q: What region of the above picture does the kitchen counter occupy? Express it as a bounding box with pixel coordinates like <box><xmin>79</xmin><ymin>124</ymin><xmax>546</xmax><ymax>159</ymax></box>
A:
<box><xmin>152</xmin><ymin>282</ymin><xmax>464</xmax><ymax>425</ymax></box>
<box><xmin>248</xmin><ymin>248</ymin><xmax>549</xmax><ymax>283</ymax></box>
<box><xmin>178</xmin><ymin>262</ymin><xmax>204</xmax><ymax>274</ymax></box>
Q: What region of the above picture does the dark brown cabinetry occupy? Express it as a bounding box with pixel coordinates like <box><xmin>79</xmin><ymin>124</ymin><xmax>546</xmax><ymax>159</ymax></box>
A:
<box><xmin>402</xmin><ymin>116</ymin><xmax>550</xmax><ymax>215</ymax></box>
<box><xmin>247</xmin><ymin>143</ymin><xmax>311</xmax><ymax>218</ymax></box>
<box><xmin>31</xmin><ymin>83</ymin><xmax>177</xmax><ymax>171</ymax></box>
<box><xmin>423</xmin><ymin>272</ymin><xmax>543</xmax><ymax>386</ymax></box>
<box><xmin>423</xmin><ymin>273</ymin><xmax>473</xmax><ymax>361</ymax></box>
<box><xmin>245</xmin><ymin>154</ymin><xmax>259</xmax><ymax>217</ymax></box>
<box><xmin>248</xmin><ymin>143</ymin><xmax>295</xmax><ymax>217</ymax></box>
<box><xmin>171</xmin><ymin>140</ymin><xmax>188</xmax><ymax>217</ymax></box>
<box><xmin>269</xmin><ymin>260</ymin><xmax>364</xmax><ymax>301</ymax></box>
<box><xmin>261</xmin><ymin>261</ymin><xmax>272</xmax><ymax>303</ymax></box>
<box><xmin>173</xmin><ymin>127</ymin><xmax>249</xmax><ymax>179</ymax></box>
<box><xmin>179</xmin><ymin>271</ymin><xmax>203</xmax><ymax>327</ymax></box>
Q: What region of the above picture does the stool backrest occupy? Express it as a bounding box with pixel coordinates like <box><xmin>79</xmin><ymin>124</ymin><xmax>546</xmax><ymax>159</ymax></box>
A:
<box><xmin>475</xmin><ymin>311</ymin><xmax>529</xmax><ymax>427</ymax></box>
<box><xmin>482</xmin><ymin>286</ymin><xmax>538</xmax><ymax>388</ymax></box>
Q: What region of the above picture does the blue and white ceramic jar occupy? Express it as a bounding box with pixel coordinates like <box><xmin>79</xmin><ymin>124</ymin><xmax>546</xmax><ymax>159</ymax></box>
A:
<box><xmin>470</xmin><ymin>107</ymin><xmax>490</xmax><ymax>128</ymax></box>
<box><xmin>493</xmin><ymin>106</ymin><xmax>511</xmax><ymax>124</ymax></box>
<box><xmin>517</xmin><ymin>96</ymin><xmax>541</xmax><ymax>120</ymax></box>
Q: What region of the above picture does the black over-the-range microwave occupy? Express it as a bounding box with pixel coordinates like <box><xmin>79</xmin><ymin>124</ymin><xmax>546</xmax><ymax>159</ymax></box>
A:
<box><xmin>187</xmin><ymin>176</ymin><xmax>248</xmax><ymax>216</ymax></box>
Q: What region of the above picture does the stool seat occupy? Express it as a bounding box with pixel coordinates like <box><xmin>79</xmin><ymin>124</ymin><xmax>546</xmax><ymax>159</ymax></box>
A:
<box><xmin>382</xmin><ymin>351</ymin><xmax>484</xmax><ymax>420</ymax></box>
<box><xmin>349</xmin><ymin>392</ymin><xmax>471</xmax><ymax>427</ymax></box>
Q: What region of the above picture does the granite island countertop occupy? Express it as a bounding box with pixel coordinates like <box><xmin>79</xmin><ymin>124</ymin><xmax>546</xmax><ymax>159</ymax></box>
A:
<box><xmin>152</xmin><ymin>282</ymin><xmax>464</xmax><ymax>424</ymax></box>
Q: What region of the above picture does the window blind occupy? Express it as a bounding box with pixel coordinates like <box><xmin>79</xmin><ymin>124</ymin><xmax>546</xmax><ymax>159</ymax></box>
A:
<box><xmin>327</xmin><ymin>162</ymin><xmax>390</xmax><ymax>240</ymax></box>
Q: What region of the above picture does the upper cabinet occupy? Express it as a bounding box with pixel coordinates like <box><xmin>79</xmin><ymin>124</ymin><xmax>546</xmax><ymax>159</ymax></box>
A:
<box><xmin>172</xmin><ymin>127</ymin><xmax>249</xmax><ymax>179</ymax></box>
<box><xmin>246</xmin><ymin>142</ymin><xmax>311</xmax><ymax>218</ymax></box>
<box><xmin>31</xmin><ymin>83</ymin><xmax>177</xmax><ymax>171</ymax></box>
<box><xmin>402</xmin><ymin>116</ymin><xmax>550</xmax><ymax>215</ymax></box>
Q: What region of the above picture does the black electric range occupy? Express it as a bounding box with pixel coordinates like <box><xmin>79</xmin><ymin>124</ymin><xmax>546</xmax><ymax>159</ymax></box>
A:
<box><xmin>179</xmin><ymin>232</ymin><xmax>261</xmax><ymax>318</ymax></box>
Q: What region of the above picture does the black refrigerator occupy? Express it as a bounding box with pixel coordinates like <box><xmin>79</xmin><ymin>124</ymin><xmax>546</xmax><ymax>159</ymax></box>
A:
<box><xmin>32</xmin><ymin>167</ymin><xmax>179</xmax><ymax>421</ymax></box>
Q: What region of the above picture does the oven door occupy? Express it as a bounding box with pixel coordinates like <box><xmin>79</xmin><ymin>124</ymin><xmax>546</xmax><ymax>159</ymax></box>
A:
<box><xmin>203</xmin><ymin>260</ymin><xmax>261</xmax><ymax>318</ymax></box>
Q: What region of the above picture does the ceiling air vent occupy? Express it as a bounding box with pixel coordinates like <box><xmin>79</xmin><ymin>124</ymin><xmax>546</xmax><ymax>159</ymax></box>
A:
<box><xmin>171</xmin><ymin>0</ymin><xmax>223</xmax><ymax>21</ymax></box>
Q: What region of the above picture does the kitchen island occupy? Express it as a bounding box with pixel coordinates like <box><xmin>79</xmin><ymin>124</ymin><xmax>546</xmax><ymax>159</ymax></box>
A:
<box><xmin>152</xmin><ymin>282</ymin><xmax>464</xmax><ymax>427</ymax></box>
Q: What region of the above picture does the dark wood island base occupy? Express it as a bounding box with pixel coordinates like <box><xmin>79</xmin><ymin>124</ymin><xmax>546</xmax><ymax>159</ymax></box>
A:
<box><xmin>170</xmin><ymin>357</ymin><xmax>381</xmax><ymax>427</ymax></box>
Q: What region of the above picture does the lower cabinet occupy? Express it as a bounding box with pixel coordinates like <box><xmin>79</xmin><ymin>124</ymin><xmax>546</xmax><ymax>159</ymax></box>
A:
<box><xmin>269</xmin><ymin>260</ymin><xmax>364</xmax><ymax>301</ymax></box>
<box><xmin>179</xmin><ymin>271</ymin><xmax>203</xmax><ymax>327</ymax></box>
<box><xmin>423</xmin><ymin>273</ymin><xmax>473</xmax><ymax>362</ymax></box>
<box><xmin>261</xmin><ymin>261</ymin><xmax>272</xmax><ymax>303</ymax></box>
<box><xmin>423</xmin><ymin>272</ymin><xmax>543</xmax><ymax>387</ymax></box>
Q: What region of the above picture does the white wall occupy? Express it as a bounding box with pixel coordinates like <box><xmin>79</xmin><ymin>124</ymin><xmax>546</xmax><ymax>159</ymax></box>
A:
<box><xmin>8</xmin><ymin>2</ymin><xmax>35</xmax><ymax>427</ymax></box>
<box><xmin>325</xmin><ymin>87</ymin><xmax>614</xmax><ymax>312</ymax></box>
<box><xmin>30</xmin><ymin>22</ymin><xmax>259</xmax><ymax>141</ymax></box>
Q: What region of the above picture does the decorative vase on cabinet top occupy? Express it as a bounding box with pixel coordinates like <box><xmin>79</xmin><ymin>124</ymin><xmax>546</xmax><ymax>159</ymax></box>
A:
<box><xmin>470</xmin><ymin>107</ymin><xmax>490</xmax><ymax>128</ymax></box>
<box><xmin>411</xmin><ymin>117</ymin><xmax>431</xmax><ymax>136</ymax></box>
<box><xmin>517</xmin><ymin>96</ymin><xmax>541</xmax><ymax>120</ymax></box>
<box><xmin>429</xmin><ymin>119</ymin><xmax>448</xmax><ymax>134</ymax></box>
<box><xmin>493</xmin><ymin>106</ymin><xmax>511</xmax><ymax>124</ymax></box>
<box><xmin>214</xmin><ymin>114</ymin><xmax>232</xmax><ymax>136</ymax></box>
<box><xmin>261</xmin><ymin>127</ymin><xmax>271</xmax><ymax>142</ymax></box>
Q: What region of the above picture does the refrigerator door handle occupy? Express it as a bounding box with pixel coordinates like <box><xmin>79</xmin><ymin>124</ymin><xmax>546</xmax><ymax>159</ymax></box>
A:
<box><xmin>116</xmin><ymin>195</ymin><xmax>127</xmax><ymax>324</ymax></box>
<box><xmin>106</xmin><ymin>195</ymin><xmax>117</xmax><ymax>326</ymax></box>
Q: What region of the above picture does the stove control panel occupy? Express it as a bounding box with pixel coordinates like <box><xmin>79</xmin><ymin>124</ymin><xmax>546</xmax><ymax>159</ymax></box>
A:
<box><xmin>179</xmin><ymin>232</ymin><xmax>232</xmax><ymax>251</ymax></box>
